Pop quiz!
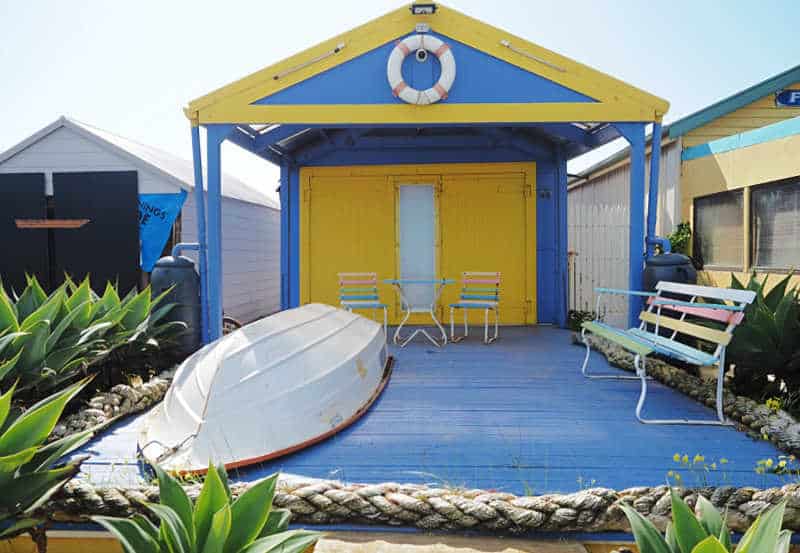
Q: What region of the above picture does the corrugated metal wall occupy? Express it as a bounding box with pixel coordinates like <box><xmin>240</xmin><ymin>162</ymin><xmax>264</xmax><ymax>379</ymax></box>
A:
<box><xmin>182</xmin><ymin>193</ymin><xmax>281</xmax><ymax>324</ymax></box>
<box><xmin>567</xmin><ymin>140</ymin><xmax>680</xmax><ymax>327</ymax></box>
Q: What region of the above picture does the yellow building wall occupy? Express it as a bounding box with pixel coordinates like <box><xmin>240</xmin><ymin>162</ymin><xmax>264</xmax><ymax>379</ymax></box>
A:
<box><xmin>682</xmin><ymin>81</ymin><xmax>800</xmax><ymax>147</ymax></box>
<box><xmin>680</xmin><ymin>94</ymin><xmax>800</xmax><ymax>290</ymax></box>
<box><xmin>299</xmin><ymin>163</ymin><xmax>537</xmax><ymax>325</ymax></box>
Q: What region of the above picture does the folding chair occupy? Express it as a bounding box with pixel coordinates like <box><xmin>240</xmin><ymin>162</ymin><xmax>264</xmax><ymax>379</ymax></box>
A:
<box><xmin>337</xmin><ymin>272</ymin><xmax>388</xmax><ymax>339</ymax></box>
<box><xmin>449</xmin><ymin>271</ymin><xmax>500</xmax><ymax>344</ymax></box>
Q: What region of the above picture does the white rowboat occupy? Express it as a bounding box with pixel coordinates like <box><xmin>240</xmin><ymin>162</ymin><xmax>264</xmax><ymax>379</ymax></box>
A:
<box><xmin>139</xmin><ymin>303</ymin><xmax>391</xmax><ymax>473</ymax></box>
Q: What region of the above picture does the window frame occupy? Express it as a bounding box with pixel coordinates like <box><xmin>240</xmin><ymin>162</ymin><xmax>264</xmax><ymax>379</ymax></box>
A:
<box><xmin>692</xmin><ymin>189</ymin><xmax>745</xmax><ymax>272</ymax></box>
<box><xmin>749</xmin><ymin>175</ymin><xmax>800</xmax><ymax>273</ymax></box>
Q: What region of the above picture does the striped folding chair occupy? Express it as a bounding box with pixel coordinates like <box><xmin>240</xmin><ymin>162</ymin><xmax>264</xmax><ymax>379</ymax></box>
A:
<box><xmin>449</xmin><ymin>272</ymin><xmax>500</xmax><ymax>344</ymax></box>
<box><xmin>337</xmin><ymin>272</ymin><xmax>388</xmax><ymax>339</ymax></box>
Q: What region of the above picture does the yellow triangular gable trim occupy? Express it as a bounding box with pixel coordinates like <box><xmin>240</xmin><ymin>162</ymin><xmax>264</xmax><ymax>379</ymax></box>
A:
<box><xmin>187</xmin><ymin>3</ymin><xmax>669</xmax><ymax>124</ymax></box>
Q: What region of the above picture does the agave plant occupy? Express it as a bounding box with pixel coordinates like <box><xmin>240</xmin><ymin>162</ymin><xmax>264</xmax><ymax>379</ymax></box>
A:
<box><xmin>621</xmin><ymin>488</ymin><xmax>790</xmax><ymax>553</ymax></box>
<box><xmin>93</xmin><ymin>464</ymin><xmax>319</xmax><ymax>553</ymax></box>
<box><xmin>0</xmin><ymin>275</ymin><xmax>185</xmax><ymax>393</ymax></box>
<box><xmin>726</xmin><ymin>273</ymin><xmax>800</xmax><ymax>396</ymax></box>
<box><xmin>0</xmin><ymin>377</ymin><xmax>93</xmax><ymax>539</ymax></box>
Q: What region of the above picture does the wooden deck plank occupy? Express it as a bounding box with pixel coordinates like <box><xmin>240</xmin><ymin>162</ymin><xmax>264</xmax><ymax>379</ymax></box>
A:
<box><xmin>75</xmin><ymin>326</ymin><xmax>785</xmax><ymax>494</ymax></box>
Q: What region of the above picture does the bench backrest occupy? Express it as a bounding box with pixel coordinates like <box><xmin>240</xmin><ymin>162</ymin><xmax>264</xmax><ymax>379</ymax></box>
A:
<box><xmin>460</xmin><ymin>271</ymin><xmax>501</xmax><ymax>303</ymax></box>
<box><xmin>338</xmin><ymin>272</ymin><xmax>380</xmax><ymax>303</ymax></box>
<box><xmin>641</xmin><ymin>281</ymin><xmax>756</xmax><ymax>353</ymax></box>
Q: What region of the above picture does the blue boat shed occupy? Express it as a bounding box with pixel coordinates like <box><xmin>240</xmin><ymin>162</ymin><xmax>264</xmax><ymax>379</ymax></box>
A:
<box><xmin>184</xmin><ymin>2</ymin><xmax>671</xmax><ymax>341</ymax></box>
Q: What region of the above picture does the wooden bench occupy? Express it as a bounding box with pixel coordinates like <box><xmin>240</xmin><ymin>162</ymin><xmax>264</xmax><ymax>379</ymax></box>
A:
<box><xmin>580</xmin><ymin>281</ymin><xmax>756</xmax><ymax>425</ymax></box>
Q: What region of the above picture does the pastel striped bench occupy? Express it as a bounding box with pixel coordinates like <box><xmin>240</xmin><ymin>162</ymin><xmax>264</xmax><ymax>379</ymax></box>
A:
<box><xmin>449</xmin><ymin>271</ymin><xmax>501</xmax><ymax>344</ymax></box>
<box><xmin>580</xmin><ymin>281</ymin><xmax>756</xmax><ymax>425</ymax></box>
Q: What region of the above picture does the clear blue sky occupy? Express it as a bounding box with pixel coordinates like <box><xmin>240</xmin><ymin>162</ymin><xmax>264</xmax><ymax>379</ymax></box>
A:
<box><xmin>1</xmin><ymin>0</ymin><xmax>798</xmax><ymax>201</ymax></box>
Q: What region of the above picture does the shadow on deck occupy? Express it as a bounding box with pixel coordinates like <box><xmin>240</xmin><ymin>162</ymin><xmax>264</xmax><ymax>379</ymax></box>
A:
<box><xmin>81</xmin><ymin>326</ymin><xmax>785</xmax><ymax>494</ymax></box>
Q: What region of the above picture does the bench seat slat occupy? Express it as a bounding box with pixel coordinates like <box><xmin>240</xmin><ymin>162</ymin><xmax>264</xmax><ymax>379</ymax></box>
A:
<box><xmin>646</xmin><ymin>297</ymin><xmax>746</xmax><ymax>325</ymax></box>
<box><xmin>655</xmin><ymin>281</ymin><xmax>756</xmax><ymax>304</ymax></box>
<box><xmin>581</xmin><ymin>321</ymin><xmax>654</xmax><ymax>357</ymax></box>
<box><xmin>639</xmin><ymin>311</ymin><xmax>732</xmax><ymax>345</ymax></box>
<box><xmin>627</xmin><ymin>328</ymin><xmax>717</xmax><ymax>366</ymax></box>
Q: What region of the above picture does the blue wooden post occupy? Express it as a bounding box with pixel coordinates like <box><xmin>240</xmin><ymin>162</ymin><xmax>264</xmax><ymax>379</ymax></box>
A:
<box><xmin>205</xmin><ymin>125</ymin><xmax>231</xmax><ymax>341</ymax></box>
<box><xmin>646</xmin><ymin>122</ymin><xmax>662</xmax><ymax>258</ymax></box>
<box><xmin>614</xmin><ymin>123</ymin><xmax>647</xmax><ymax>327</ymax></box>
<box><xmin>190</xmin><ymin>124</ymin><xmax>209</xmax><ymax>343</ymax></box>
<box><xmin>279</xmin><ymin>161</ymin><xmax>290</xmax><ymax>310</ymax></box>
<box><xmin>556</xmin><ymin>147</ymin><xmax>569</xmax><ymax>328</ymax></box>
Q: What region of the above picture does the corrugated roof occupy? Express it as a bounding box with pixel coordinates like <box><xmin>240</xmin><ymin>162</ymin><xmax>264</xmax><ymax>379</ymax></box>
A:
<box><xmin>668</xmin><ymin>63</ymin><xmax>800</xmax><ymax>138</ymax></box>
<box><xmin>0</xmin><ymin>116</ymin><xmax>279</xmax><ymax>210</ymax></box>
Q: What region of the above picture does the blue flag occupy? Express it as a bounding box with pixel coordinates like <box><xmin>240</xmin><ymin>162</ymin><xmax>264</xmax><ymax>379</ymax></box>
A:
<box><xmin>139</xmin><ymin>191</ymin><xmax>187</xmax><ymax>271</ymax></box>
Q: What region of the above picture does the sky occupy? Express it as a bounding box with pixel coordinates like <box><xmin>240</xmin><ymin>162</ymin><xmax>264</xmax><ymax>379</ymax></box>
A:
<box><xmin>1</xmin><ymin>0</ymin><xmax>799</xmax><ymax>203</ymax></box>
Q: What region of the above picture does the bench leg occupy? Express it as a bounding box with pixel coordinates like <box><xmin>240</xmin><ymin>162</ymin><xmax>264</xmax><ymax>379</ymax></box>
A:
<box><xmin>635</xmin><ymin>354</ymin><xmax>732</xmax><ymax>426</ymax></box>
<box><xmin>580</xmin><ymin>328</ymin><xmax>641</xmax><ymax>380</ymax></box>
<box><xmin>450</xmin><ymin>307</ymin><xmax>468</xmax><ymax>343</ymax></box>
<box><xmin>484</xmin><ymin>307</ymin><xmax>498</xmax><ymax>344</ymax></box>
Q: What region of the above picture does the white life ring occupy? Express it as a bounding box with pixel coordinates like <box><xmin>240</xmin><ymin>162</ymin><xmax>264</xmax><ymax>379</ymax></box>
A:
<box><xmin>386</xmin><ymin>34</ymin><xmax>456</xmax><ymax>105</ymax></box>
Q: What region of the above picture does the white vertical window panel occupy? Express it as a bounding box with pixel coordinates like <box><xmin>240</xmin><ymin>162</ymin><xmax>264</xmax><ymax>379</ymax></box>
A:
<box><xmin>752</xmin><ymin>178</ymin><xmax>800</xmax><ymax>270</ymax></box>
<box><xmin>398</xmin><ymin>184</ymin><xmax>436</xmax><ymax>308</ymax></box>
<box><xmin>693</xmin><ymin>191</ymin><xmax>743</xmax><ymax>269</ymax></box>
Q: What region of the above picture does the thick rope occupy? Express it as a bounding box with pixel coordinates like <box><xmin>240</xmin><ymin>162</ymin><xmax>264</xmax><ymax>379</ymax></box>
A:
<box><xmin>41</xmin><ymin>477</ymin><xmax>800</xmax><ymax>534</ymax></box>
<box><xmin>50</xmin><ymin>369</ymin><xmax>174</xmax><ymax>442</ymax></box>
<box><xmin>577</xmin><ymin>333</ymin><xmax>800</xmax><ymax>456</ymax></box>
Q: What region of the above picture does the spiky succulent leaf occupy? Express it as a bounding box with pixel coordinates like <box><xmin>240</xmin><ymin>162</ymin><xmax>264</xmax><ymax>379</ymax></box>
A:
<box><xmin>92</xmin><ymin>515</ymin><xmax>161</xmax><ymax>553</ymax></box>
<box><xmin>195</xmin><ymin>464</ymin><xmax>230</xmax><ymax>553</ymax></box>
<box><xmin>671</xmin><ymin>488</ymin><xmax>710</xmax><ymax>553</ymax></box>
<box><xmin>238</xmin><ymin>530</ymin><xmax>320</xmax><ymax>553</ymax></box>
<box><xmin>619</xmin><ymin>501</ymin><xmax>673</xmax><ymax>553</ymax></box>
<box><xmin>223</xmin><ymin>473</ymin><xmax>278</xmax><ymax>553</ymax></box>
<box><xmin>155</xmin><ymin>464</ymin><xmax>196</xmax><ymax>548</ymax></box>
<box><xmin>734</xmin><ymin>501</ymin><xmax>785</xmax><ymax>553</ymax></box>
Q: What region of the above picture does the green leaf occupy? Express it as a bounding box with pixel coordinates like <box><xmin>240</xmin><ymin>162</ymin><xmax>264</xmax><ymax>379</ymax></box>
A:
<box><xmin>16</xmin><ymin>277</ymin><xmax>47</xmax><ymax>322</ymax></box>
<box><xmin>195</xmin><ymin>464</ymin><xmax>230</xmax><ymax>553</ymax></box>
<box><xmin>91</xmin><ymin>283</ymin><xmax>121</xmax><ymax>321</ymax></box>
<box><xmin>619</xmin><ymin>502</ymin><xmax>673</xmax><ymax>553</ymax></box>
<box><xmin>671</xmin><ymin>488</ymin><xmax>709</xmax><ymax>553</ymax></box>
<box><xmin>22</xmin><ymin>427</ymin><xmax>94</xmax><ymax>473</ymax></box>
<box><xmin>155</xmin><ymin>464</ymin><xmax>196</xmax><ymax>548</ymax></box>
<box><xmin>719</xmin><ymin>517</ymin><xmax>732</xmax><ymax>553</ymax></box>
<box><xmin>148</xmin><ymin>502</ymin><xmax>191</xmax><ymax>553</ymax></box>
<box><xmin>45</xmin><ymin>300</ymin><xmax>91</xmax><ymax>354</ymax></box>
<box><xmin>0</xmin><ymin>377</ymin><xmax>89</xmax><ymax>456</ymax></box>
<box><xmin>13</xmin><ymin>320</ymin><xmax>50</xmax><ymax>372</ymax></box>
<box><xmin>0</xmin><ymin>382</ymin><xmax>16</xmax><ymax>430</ymax></box>
<box><xmin>0</xmin><ymin>349</ymin><xmax>24</xmax><ymax>383</ymax></box>
<box><xmin>224</xmin><ymin>473</ymin><xmax>279</xmax><ymax>553</ymax></box>
<box><xmin>0</xmin><ymin>446</ymin><xmax>37</xmax><ymax>473</ymax></box>
<box><xmin>665</xmin><ymin>522</ymin><xmax>681</xmax><ymax>553</ymax></box>
<box><xmin>690</xmin><ymin>536</ymin><xmax>728</xmax><ymax>553</ymax></box>
<box><xmin>202</xmin><ymin>504</ymin><xmax>232</xmax><ymax>553</ymax></box>
<box><xmin>776</xmin><ymin>529</ymin><xmax>792</xmax><ymax>553</ymax></box>
<box><xmin>120</xmin><ymin>287</ymin><xmax>152</xmax><ymax>330</ymax></box>
<box><xmin>730</xmin><ymin>273</ymin><xmax>745</xmax><ymax>290</ymax></box>
<box><xmin>218</xmin><ymin>462</ymin><xmax>232</xmax><ymax>501</ymax></box>
<box><xmin>0</xmin><ymin>292</ymin><xmax>19</xmax><ymax>332</ymax></box>
<box><xmin>734</xmin><ymin>501</ymin><xmax>785</xmax><ymax>553</ymax></box>
<box><xmin>259</xmin><ymin>509</ymin><xmax>292</xmax><ymax>538</ymax></box>
<box><xmin>0</xmin><ymin>331</ymin><xmax>27</xmax><ymax>359</ymax></box>
<box><xmin>20</xmin><ymin>288</ymin><xmax>64</xmax><ymax>331</ymax></box>
<box><xmin>763</xmin><ymin>273</ymin><xmax>792</xmax><ymax>312</ymax></box>
<box><xmin>696</xmin><ymin>496</ymin><xmax>724</xmax><ymax>540</ymax></box>
<box><xmin>238</xmin><ymin>530</ymin><xmax>320</xmax><ymax>553</ymax></box>
<box><xmin>92</xmin><ymin>516</ymin><xmax>161</xmax><ymax>553</ymax></box>
<box><xmin>0</xmin><ymin>462</ymin><xmax>81</xmax><ymax>515</ymax></box>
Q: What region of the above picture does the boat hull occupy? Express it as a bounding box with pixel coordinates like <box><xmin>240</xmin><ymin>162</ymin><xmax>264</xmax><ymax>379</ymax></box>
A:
<box><xmin>139</xmin><ymin>304</ymin><xmax>391</xmax><ymax>473</ymax></box>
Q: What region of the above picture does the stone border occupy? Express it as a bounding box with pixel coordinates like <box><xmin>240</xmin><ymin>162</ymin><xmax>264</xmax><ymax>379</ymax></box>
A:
<box><xmin>41</xmin><ymin>476</ymin><xmax>800</xmax><ymax>534</ymax></box>
<box><xmin>50</xmin><ymin>368</ymin><xmax>175</xmax><ymax>441</ymax></box>
<box><xmin>576</xmin><ymin>333</ymin><xmax>800</xmax><ymax>456</ymax></box>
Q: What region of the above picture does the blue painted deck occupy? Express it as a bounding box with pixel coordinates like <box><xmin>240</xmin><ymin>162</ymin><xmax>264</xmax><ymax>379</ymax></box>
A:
<box><xmin>79</xmin><ymin>326</ymin><xmax>784</xmax><ymax>494</ymax></box>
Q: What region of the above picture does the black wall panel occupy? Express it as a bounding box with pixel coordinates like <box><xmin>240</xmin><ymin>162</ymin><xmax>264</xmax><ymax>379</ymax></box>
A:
<box><xmin>0</xmin><ymin>173</ymin><xmax>48</xmax><ymax>294</ymax></box>
<box><xmin>53</xmin><ymin>171</ymin><xmax>139</xmax><ymax>294</ymax></box>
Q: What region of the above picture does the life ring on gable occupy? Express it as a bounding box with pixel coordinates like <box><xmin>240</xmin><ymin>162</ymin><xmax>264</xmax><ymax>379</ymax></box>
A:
<box><xmin>386</xmin><ymin>34</ymin><xmax>456</xmax><ymax>105</ymax></box>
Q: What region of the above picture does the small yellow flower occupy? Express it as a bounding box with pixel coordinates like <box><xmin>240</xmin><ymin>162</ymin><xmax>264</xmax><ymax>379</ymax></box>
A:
<box><xmin>682</xmin><ymin>454</ymin><xmax>689</xmax><ymax>464</ymax></box>
<box><xmin>762</xmin><ymin>434</ymin><xmax>769</xmax><ymax>440</ymax></box>
<box><xmin>710</xmin><ymin>463</ymin><xmax>717</xmax><ymax>470</ymax></box>
<box><xmin>673</xmin><ymin>453</ymin><xmax>681</xmax><ymax>463</ymax></box>
<box><xmin>765</xmin><ymin>458</ymin><xmax>774</xmax><ymax>468</ymax></box>
<box><xmin>675</xmin><ymin>473</ymin><xmax>682</xmax><ymax>481</ymax></box>
<box><xmin>791</xmin><ymin>455</ymin><xmax>796</xmax><ymax>462</ymax></box>
<box><xmin>720</xmin><ymin>458</ymin><xmax>728</xmax><ymax>464</ymax></box>
<box><xmin>694</xmin><ymin>454</ymin><xmax>705</xmax><ymax>464</ymax></box>
<box><xmin>667</xmin><ymin>470</ymin><xmax>675</xmax><ymax>477</ymax></box>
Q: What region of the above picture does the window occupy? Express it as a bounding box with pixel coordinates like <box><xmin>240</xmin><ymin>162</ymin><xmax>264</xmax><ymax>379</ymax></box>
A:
<box><xmin>693</xmin><ymin>190</ymin><xmax>743</xmax><ymax>268</ymax></box>
<box><xmin>751</xmin><ymin>177</ymin><xmax>800</xmax><ymax>270</ymax></box>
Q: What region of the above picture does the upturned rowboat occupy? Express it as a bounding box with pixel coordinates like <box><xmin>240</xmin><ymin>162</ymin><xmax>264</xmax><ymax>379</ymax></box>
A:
<box><xmin>139</xmin><ymin>303</ymin><xmax>391</xmax><ymax>473</ymax></box>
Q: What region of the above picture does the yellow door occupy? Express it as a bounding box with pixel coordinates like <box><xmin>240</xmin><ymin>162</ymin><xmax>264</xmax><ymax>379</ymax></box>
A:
<box><xmin>440</xmin><ymin>170</ymin><xmax>536</xmax><ymax>324</ymax></box>
<box><xmin>302</xmin><ymin>174</ymin><xmax>397</xmax><ymax>323</ymax></box>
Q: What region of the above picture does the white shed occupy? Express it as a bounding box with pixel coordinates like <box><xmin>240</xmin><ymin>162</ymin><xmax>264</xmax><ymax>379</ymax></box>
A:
<box><xmin>0</xmin><ymin>116</ymin><xmax>280</xmax><ymax>323</ymax></box>
<box><xmin>567</xmin><ymin>134</ymin><xmax>681</xmax><ymax>327</ymax></box>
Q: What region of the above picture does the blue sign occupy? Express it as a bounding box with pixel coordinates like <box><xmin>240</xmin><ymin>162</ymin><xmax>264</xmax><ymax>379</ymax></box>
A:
<box><xmin>776</xmin><ymin>89</ymin><xmax>800</xmax><ymax>107</ymax></box>
<box><xmin>139</xmin><ymin>191</ymin><xmax>187</xmax><ymax>272</ymax></box>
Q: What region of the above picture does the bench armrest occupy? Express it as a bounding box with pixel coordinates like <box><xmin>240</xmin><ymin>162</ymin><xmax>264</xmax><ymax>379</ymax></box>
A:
<box><xmin>652</xmin><ymin>299</ymin><xmax>745</xmax><ymax>312</ymax></box>
<box><xmin>595</xmin><ymin>287</ymin><xmax>657</xmax><ymax>297</ymax></box>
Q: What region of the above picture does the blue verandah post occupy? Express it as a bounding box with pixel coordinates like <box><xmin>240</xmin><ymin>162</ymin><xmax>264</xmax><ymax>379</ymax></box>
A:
<box><xmin>205</xmin><ymin>125</ymin><xmax>230</xmax><ymax>342</ymax></box>
<box><xmin>190</xmin><ymin>124</ymin><xmax>209</xmax><ymax>344</ymax></box>
<box><xmin>614</xmin><ymin>123</ymin><xmax>647</xmax><ymax>327</ymax></box>
<box><xmin>646</xmin><ymin>121</ymin><xmax>663</xmax><ymax>258</ymax></box>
